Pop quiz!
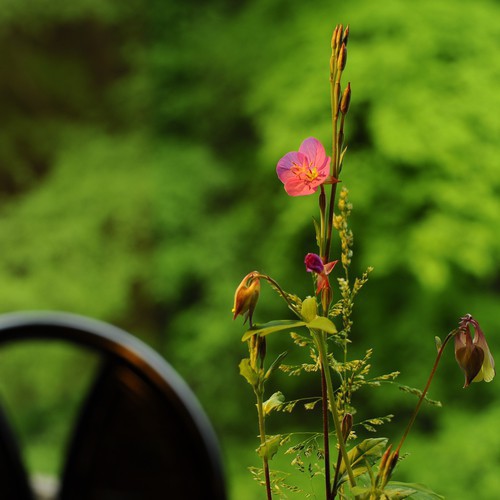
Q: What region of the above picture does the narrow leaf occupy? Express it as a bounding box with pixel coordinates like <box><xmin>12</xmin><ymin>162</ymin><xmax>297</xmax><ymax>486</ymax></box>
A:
<box><xmin>265</xmin><ymin>351</ymin><xmax>288</xmax><ymax>380</ymax></box>
<box><xmin>386</xmin><ymin>482</ymin><xmax>444</xmax><ymax>499</ymax></box>
<box><xmin>242</xmin><ymin>320</ymin><xmax>305</xmax><ymax>342</ymax></box>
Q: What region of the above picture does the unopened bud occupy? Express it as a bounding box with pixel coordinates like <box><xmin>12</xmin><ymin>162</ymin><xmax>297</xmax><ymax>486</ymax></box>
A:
<box><xmin>340</xmin><ymin>82</ymin><xmax>351</xmax><ymax>115</ymax></box>
<box><xmin>335</xmin><ymin>24</ymin><xmax>343</xmax><ymax>49</ymax></box>
<box><xmin>331</xmin><ymin>25</ymin><xmax>340</xmax><ymax>50</ymax></box>
<box><xmin>341</xmin><ymin>413</ymin><xmax>353</xmax><ymax>441</ymax></box>
<box><xmin>232</xmin><ymin>271</ymin><xmax>260</xmax><ymax>326</ymax></box>
<box><xmin>379</xmin><ymin>449</ymin><xmax>399</xmax><ymax>488</ymax></box>
<box><xmin>342</xmin><ymin>25</ymin><xmax>350</xmax><ymax>46</ymax></box>
<box><xmin>379</xmin><ymin>445</ymin><xmax>392</xmax><ymax>472</ymax></box>
<box><xmin>337</xmin><ymin>43</ymin><xmax>347</xmax><ymax>71</ymax></box>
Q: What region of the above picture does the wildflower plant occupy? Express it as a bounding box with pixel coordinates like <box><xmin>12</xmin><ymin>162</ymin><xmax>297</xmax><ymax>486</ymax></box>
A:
<box><xmin>232</xmin><ymin>22</ymin><xmax>495</xmax><ymax>500</ymax></box>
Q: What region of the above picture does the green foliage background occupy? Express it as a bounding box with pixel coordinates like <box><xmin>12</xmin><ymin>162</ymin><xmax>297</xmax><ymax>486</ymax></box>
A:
<box><xmin>0</xmin><ymin>0</ymin><xmax>499</xmax><ymax>498</ymax></box>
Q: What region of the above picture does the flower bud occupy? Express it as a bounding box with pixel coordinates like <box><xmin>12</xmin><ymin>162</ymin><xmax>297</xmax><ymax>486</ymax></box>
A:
<box><xmin>455</xmin><ymin>314</ymin><xmax>495</xmax><ymax>387</ymax></box>
<box><xmin>305</xmin><ymin>253</ymin><xmax>324</xmax><ymax>274</ymax></box>
<box><xmin>337</xmin><ymin>43</ymin><xmax>347</xmax><ymax>71</ymax></box>
<box><xmin>232</xmin><ymin>271</ymin><xmax>260</xmax><ymax>326</ymax></box>
<box><xmin>341</xmin><ymin>413</ymin><xmax>353</xmax><ymax>441</ymax></box>
<box><xmin>340</xmin><ymin>82</ymin><xmax>351</xmax><ymax>115</ymax></box>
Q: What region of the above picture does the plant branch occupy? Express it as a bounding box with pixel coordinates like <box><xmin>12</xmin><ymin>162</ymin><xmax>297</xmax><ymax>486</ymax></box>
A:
<box><xmin>255</xmin><ymin>388</ymin><xmax>273</xmax><ymax>500</ymax></box>
<box><xmin>395</xmin><ymin>329</ymin><xmax>458</xmax><ymax>455</ymax></box>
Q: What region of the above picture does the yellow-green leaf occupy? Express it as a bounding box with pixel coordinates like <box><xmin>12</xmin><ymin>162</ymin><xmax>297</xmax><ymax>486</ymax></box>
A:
<box><xmin>242</xmin><ymin>320</ymin><xmax>305</xmax><ymax>341</ymax></box>
<box><xmin>263</xmin><ymin>391</ymin><xmax>285</xmax><ymax>415</ymax></box>
<box><xmin>301</xmin><ymin>297</ymin><xmax>318</xmax><ymax>323</ymax></box>
<box><xmin>239</xmin><ymin>358</ymin><xmax>259</xmax><ymax>386</ymax></box>
<box><xmin>307</xmin><ymin>315</ymin><xmax>337</xmax><ymax>334</ymax></box>
<box><xmin>338</xmin><ymin>438</ymin><xmax>388</xmax><ymax>485</ymax></box>
<box><xmin>256</xmin><ymin>434</ymin><xmax>282</xmax><ymax>460</ymax></box>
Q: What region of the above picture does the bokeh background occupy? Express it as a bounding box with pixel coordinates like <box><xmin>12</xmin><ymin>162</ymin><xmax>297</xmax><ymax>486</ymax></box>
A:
<box><xmin>0</xmin><ymin>0</ymin><xmax>499</xmax><ymax>498</ymax></box>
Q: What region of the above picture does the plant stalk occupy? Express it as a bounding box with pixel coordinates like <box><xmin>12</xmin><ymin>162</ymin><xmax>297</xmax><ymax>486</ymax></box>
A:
<box><xmin>395</xmin><ymin>330</ymin><xmax>457</xmax><ymax>455</ymax></box>
<box><xmin>320</xmin><ymin>366</ymin><xmax>332</xmax><ymax>500</ymax></box>
<box><xmin>256</xmin><ymin>388</ymin><xmax>273</xmax><ymax>500</ymax></box>
<box><xmin>313</xmin><ymin>331</ymin><xmax>356</xmax><ymax>489</ymax></box>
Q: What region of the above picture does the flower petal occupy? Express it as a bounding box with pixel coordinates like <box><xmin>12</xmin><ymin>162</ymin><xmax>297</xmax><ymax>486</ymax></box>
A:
<box><xmin>305</xmin><ymin>253</ymin><xmax>324</xmax><ymax>274</ymax></box>
<box><xmin>473</xmin><ymin>323</ymin><xmax>495</xmax><ymax>383</ymax></box>
<box><xmin>323</xmin><ymin>260</ymin><xmax>338</xmax><ymax>275</ymax></box>
<box><xmin>276</xmin><ymin>151</ymin><xmax>305</xmax><ymax>183</ymax></box>
<box><xmin>284</xmin><ymin>177</ymin><xmax>318</xmax><ymax>196</ymax></box>
<box><xmin>299</xmin><ymin>137</ymin><xmax>327</xmax><ymax>168</ymax></box>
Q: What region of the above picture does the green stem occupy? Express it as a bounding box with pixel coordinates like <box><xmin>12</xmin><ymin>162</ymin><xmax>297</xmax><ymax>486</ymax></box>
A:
<box><xmin>313</xmin><ymin>331</ymin><xmax>356</xmax><ymax>489</ymax></box>
<box><xmin>256</xmin><ymin>388</ymin><xmax>273</xmax><ymax>500</ymax></box>
<box><xmin>395</xmin><ymin>330</ymin><xmax>457</xmax><ymax>455</ymax></box>
<box><xmin>325</xmin><ymin>64</ymin><xmax>342</xmax><ymax>263</ymax></box>
<box><xmin>321</xmin><ymin>365</ymin><xmax>332</xmax><ymax>500</ymax></box>
<box><xmin>331</xmin><ymin>428</ymin><xmax>345</xmax><ymax>498</ymax></box>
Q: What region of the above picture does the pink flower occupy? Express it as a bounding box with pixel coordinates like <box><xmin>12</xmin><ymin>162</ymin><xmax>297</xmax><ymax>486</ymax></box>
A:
<box><xmin>277</xmin><ymin>138</ymin><xmax>333</xmax><ymax>196</ymax></box>
<box><xmin>305</xmin><ymin>253</ymin><xmax>338</xmax><ymax>295</ymax></box>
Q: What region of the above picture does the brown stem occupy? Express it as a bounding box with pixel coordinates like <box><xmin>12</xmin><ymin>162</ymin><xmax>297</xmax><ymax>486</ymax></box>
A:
<box><xmin>395</xmin><ymin>330</ymin><xmax>458</xmax><ymax>455</ymax></box>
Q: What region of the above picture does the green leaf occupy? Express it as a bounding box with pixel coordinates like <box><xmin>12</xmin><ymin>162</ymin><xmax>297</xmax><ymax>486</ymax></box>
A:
<box><xmin>349</xmin><ymin>485</ymin><xmax>373</xmax><ymax>498</ymax></box>
<box><xmin>241</xmin><ymin>314</ymin><xmax>336</xmax><ymax>342</ymax></box>
<box><xmin>238</xmin><ymin>358</ymin><xmax>259</xmax><ymax>386</ymax></box>
<box><xmin>338</xmin><ymin>438</ymin><xmax>388</xmax><ymax>486</ymax></box>
<box><xmin>264</xmin><ymin>351</ymin><xmax>288</xmax><ymax>380</ymax></box>
<box><xmin>242</xmin><ymin>320</ymin><xmax>305</xmax><ymax>341</ymax></box>
<box><xmin>386</xmin><ymin>482</ymin><xmax>444</xmax><ymax>499</ymax></box>
<box><xmin>307</xmin><ymin>315</ymin><xmax>337</xmax><ymax>334</ymax></box>
<box><xmin>301</xmin><ymin>296</ymin><xmax>318</xmax><ymax>322</ymax></box>
<box><xmin>262</xmin><ymin>391</ymin><xmax>285</xmax><ymax>415</ymax></box>
<box><xmin>256</xmin><ymin>434</ymin><xmax>282</xmax><ymax>460</ymax></box>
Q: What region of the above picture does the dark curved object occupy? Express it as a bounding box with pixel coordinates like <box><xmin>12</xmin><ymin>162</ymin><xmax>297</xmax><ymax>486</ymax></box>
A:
<box><xmin>0</xmin><ymin>311</ymin><xmax>227</xmax><ymax>500</ymax></box>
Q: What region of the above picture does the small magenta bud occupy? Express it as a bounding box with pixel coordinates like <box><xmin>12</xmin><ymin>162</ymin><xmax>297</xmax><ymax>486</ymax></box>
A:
<box><xmin>305</xmin><ymin>253</ymin><xmax>324</xmax><ymax>274</ymax></box>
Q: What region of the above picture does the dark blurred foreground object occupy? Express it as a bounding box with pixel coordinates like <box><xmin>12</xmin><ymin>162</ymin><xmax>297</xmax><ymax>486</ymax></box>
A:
<box><xmin>0</xmin><ymin>312</ymin><xmax>227</xmax><ymax>500</ymax></box>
